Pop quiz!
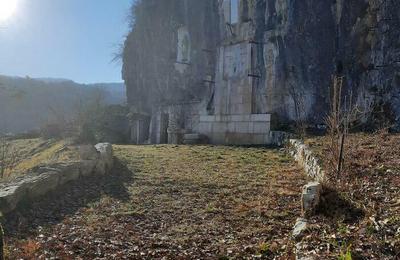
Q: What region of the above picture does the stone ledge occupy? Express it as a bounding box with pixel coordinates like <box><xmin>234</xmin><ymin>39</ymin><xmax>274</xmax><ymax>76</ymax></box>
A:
<box><xmin>199</xmin><ymin>114</ymin><xmax>271</xmax><ymax>123</ymax></box>
<box><xmin>0</xmin><ymin>143</ymin><xmax>113</xmax><ymax>215</ymax></box>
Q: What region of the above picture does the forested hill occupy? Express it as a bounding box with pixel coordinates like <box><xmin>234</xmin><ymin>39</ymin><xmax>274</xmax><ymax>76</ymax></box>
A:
<box><xmin>0</xmin><ymin>75</ymin><xmax>126</xmax><ymax>133</ymax></box>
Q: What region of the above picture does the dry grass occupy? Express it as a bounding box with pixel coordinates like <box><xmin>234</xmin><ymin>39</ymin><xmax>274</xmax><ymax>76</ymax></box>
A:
<box><xmin>2</xmin><ymin>138</ymin><xmax>80</xmax><ymax>180</ymax></box>
<box><xmin>304</xmin><ymin>132</ymin><xmax>400</xmax><ymax>259</ymax></box>
<box><xmin>6</xmin><ymin>144</ymin><xmax>307</xmax><ymax>259</ymax></box>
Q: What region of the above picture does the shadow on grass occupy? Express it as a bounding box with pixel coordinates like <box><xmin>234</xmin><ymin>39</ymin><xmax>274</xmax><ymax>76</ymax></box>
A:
<box><xmin>4</xmin><ymin>158</ymin><xmax>134</xmax><ymax>239</ymax></box>
<box><xmin>317</xmin><ymin>187</ymin><xmax>365</xmax><ymax>224</ymax></box>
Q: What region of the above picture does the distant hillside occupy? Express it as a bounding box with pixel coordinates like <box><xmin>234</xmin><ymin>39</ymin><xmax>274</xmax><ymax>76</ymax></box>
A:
<box><xmin>0</xmin><ymin>75</ymin><xmax>126</xmax><ymax>133</ymax></box>
<box><xmin>86</xmin><ymin>82</ymin><xmax>126</xmax><ymax>105</ymax></box>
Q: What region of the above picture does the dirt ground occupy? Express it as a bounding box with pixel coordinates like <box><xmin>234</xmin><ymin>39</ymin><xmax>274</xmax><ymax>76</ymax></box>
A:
<box><xmin>304</xmin><ymin>132</ymin><xmax>400</xmax><ymax>259</ymax></box>
<box><xmin>5</xmin><ymin>145</ymin><xmax>307</xmax><ymax>259</ymax></box>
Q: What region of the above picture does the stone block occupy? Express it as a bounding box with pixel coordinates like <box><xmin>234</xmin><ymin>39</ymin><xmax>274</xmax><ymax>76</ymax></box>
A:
<box><xmin>210</xmin><ymin>132</ymin><xmax>226</xmax><ymax>144</ymax></box>
<box><xmin>236</xmin><ymin>122</ymin><xmax>249</xmax><ymax>133</ymax></box>
<box><xmin>228</xmin><ymin>122</ymin><xmax>235</xmax><ymax>132</ymax></box>
<box><xmin>242</xmin><ymin>93</ymin><xmax>252</xmax><ymax>104</ymax></box>
<box><xmin>231</xmin><ymin>115</ymin><xmax>245</xmax><ymax>122</ymax></box>
<box><xmin>220</xmin><ymin>115</ymin><xmax>231</xmax><ymax>122</ymax></box>
<box><xmin>251</xmin><ymin>114</ymin><xmax>271</xmax><ymax>122</ymax></box>
<box><xmin>263</xmin><ymin>134</ymin><xmax>271</xmax><ymax>144</ymax></box>
<box><xmin>242</xmin><ymin>105</ymin><xmax>252</xmax><ymax>115</ymax></box>
<box><xmin>301</xmin><ymin>182</ymin><xmax>322</xmax><ymax>217</ymax></box>
<box><xmin>248</xmin><ymin>122</ymin><xmax>254</xmax><ymax>133</ymax></box>
<box><xmin>183</xmin><ymin>134</ymin><xmax>208</xmax><ymax>145</ymax></box>
<box><xmin>253</xmin><ymin>122</ymin><xmax>269</xmax><ymax>134</ymax></box>
<box><xmin>198</xmin><ymin>122</ymin><xmax>212</xmax><ymax>133</ymax></box>
<box><xmin>252</xmin><ymin>134</ymin><xmax>265</xmax><ymax>144</ymax></box>
<box><xmin>199</xmin><ymin>115</ymin><xmax>215</xmax><ymax>122</ymax></box>
<box><xmin>213</xmin><ymin>122</ymin><xmax>226</xmax><ymax>133</ymax></box>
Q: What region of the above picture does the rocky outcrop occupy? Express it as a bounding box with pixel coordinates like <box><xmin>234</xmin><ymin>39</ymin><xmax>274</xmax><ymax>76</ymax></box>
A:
<box><xmin>0</xmin><ymin>143</ymin><xmax>113</xmax><ymax>215</ymax></box>
<box><xmin>123</xmin><ymin>0</ymin><xmax>399</xmax><ymax>142</ymax></box>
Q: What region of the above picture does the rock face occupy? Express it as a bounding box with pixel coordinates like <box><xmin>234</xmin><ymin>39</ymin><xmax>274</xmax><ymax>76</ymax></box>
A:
<box><xmin>122</xmin><ymin>0</ymin><xmax>400</xmax><ymax>144</ymax></box>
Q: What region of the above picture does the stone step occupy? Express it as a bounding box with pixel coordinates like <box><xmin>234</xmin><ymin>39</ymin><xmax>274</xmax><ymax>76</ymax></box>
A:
<box><xmin>183</xmin><ymin>133</ymin><xmax>208</xmax><ymax>144</ymax></box>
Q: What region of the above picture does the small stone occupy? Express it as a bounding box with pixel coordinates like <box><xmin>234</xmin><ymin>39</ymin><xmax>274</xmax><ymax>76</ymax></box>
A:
<box><xmin>301</xmin><ymin>182</ymin><xmax>322</xmax><ymax>217</ymax></box>
<box><xmin>293</xmin><ymin>218</ymin><xmax>308</xmax><ymax>240</ymax></box>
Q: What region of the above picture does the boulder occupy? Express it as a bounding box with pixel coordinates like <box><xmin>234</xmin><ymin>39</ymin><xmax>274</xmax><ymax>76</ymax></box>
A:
<box><xmin>56</xmin><ymin>163</ymin><xmax>81</xmax><ymax>185</ymax></box>
<box><xmin>95</xmin><ymin>143</ymin><xmax>113</xmax><ymax>169</ymax></box>
<box><xmin>26</xmin><ymin>172</ymin><xmax>60</xmax><ymax>198</ymax></box>
<box><xmin>79</xmin><ymin>145</ymin><xmax>99</xmax><ymax>160</ymax></box>
<box><xmin>0</xmin><ymin>180</ymin><xmax>29</xmax><ymax>214</ymax></box>
<box><xmin>79</xmin><ymin>160</ymin><xmax>97</xmax><ymax>177</ymax></box>
<box><xmin>95</xmin><ymin>159</ymin><xmax>107</xmax><ymax>175</ymax></box>
<box><xmin>0</xmin><ymin>143</ymin><xmax>114</xmax><ymax>215</ymax></box>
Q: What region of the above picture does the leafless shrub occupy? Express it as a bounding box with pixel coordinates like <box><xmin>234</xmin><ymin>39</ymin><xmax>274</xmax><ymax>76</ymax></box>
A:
<box><xmin>324</xmin><ymin>76</ymin><xmax>365</xmax><ymax>182</ymax></box>
<box><xmin>39</xmin><ymin>89</ymin><xmax>107</xmax><ymax>144</ymax></box>
<box><xmin>288</xmin><ymin>74</ymin><xmax>307</xmax><ymax>139</ymax></box>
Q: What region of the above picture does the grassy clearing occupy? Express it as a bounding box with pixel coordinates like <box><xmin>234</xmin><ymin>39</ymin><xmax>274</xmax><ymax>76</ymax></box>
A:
<box><xmin>6</xmin><ymin>144</ymin><xmax>306</xmax><ymax>259</ymax></box>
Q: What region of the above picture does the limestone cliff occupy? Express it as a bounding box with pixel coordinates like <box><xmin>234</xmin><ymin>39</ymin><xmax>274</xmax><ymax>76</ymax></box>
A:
<box><xmin>122</xmin><ymin>0</ymin><xmax>400</xmax><ymax>144</ymax></box>
<box><xmin>122</xmin><ymin>0</ymin><xmax>220</xmax><ymax>114</ymax></box>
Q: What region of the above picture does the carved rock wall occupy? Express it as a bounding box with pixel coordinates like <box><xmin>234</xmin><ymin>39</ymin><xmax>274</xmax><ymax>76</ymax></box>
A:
<box><xmin>122</xmin><ymin>0</ymin><xmax>400</xmax><ymax>143</ymax></box>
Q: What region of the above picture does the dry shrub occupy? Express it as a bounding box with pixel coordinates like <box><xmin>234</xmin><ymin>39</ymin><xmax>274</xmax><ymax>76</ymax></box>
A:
<box><xmin>19</xmin><ymin>240</ymin><xmax>41</xmax><ymax>259</ymax></box>
<box><xmin>324</xmin><ymin>76</ymin><xmax>364</xmax><ymax>182</ymax></box>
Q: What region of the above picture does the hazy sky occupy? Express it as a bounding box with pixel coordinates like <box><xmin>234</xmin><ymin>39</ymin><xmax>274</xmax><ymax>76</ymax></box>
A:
<box><xmin>0</xmin><ymin>0</ymin><xmax>133</xmax><ymax>83</ymax></box>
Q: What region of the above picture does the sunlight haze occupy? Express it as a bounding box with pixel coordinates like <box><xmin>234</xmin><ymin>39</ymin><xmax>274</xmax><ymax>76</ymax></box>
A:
<box><xmin>0</xmin><ymin>0</ymin><xmax>132</xmax><ymax>83</ymax></box>
<box><xmin>0</xmin><ymin>0</ymin><xmax>18</xmax><ymax>22</ymax></box>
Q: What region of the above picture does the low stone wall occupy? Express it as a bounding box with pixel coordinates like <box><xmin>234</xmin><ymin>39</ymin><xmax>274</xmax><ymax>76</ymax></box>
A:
<box><xmin>0</xmin><ymin>143</ymin><xmax>113</xmax><ymax>215</ymax></box>
<box><xmin>288</xmin><ymin>139</ymin><xmax>326</xmax><ymax>260</ymax></box>
<box><xmin>197</xmin><ymin>114</ymin><xmax>271</xmax><ymax>145</ymax></box>
<box><xmin>289</xmin><ymin>139</ymin><xmax>326</xmax><ymax>182</ymax></box>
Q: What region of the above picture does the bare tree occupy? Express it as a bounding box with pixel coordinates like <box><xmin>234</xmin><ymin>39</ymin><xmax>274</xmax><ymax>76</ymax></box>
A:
<box><xmin>325</xmin><ymin>76</ymin><xmax>365</xmax><ymax>181</ymax></box>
